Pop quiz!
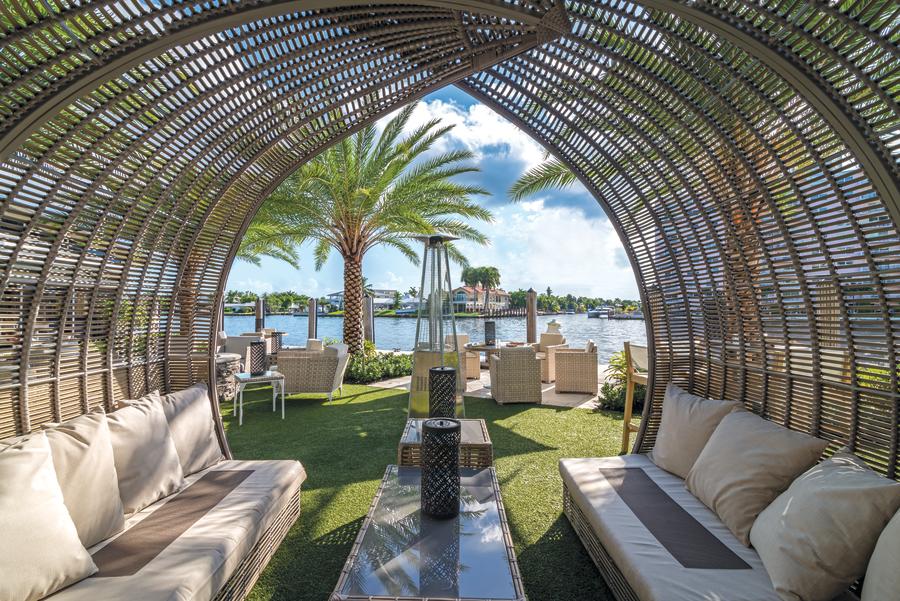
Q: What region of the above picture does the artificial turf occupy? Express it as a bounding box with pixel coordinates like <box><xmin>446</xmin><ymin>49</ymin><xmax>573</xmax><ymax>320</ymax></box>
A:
<box><xmin>224</xmin><ymin>384</ymin><xmax>621</xmax><ymax>601</ymax></box>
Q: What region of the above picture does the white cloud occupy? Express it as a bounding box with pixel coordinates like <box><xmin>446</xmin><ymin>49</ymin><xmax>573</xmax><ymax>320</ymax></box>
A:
<box><xmin>231</xmin><ymin>278</ymin><xmax>274</xmax><ymax>294</ymax></box>
<box><xmin>374</xmin><ymin>271</ymin><xmax>404</xmax><ymax>290</ymax></box>
<box><xmin>456</xmin><ymin>199</ymin><xmax>638</xmax><ymax>298</ymax></box>
<box><xmin>401</xmin><ymin>99</ymin><xmax>547</xmax><ymax>169</ymax></box>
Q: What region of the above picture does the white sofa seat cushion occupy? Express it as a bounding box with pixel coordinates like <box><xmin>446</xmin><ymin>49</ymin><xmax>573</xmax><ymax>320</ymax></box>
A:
<box><xmin>47</xmin><ymin>459</ymin><xmax>306</xmax><ymax>601</ymax></box>
<box><xmin>559</xmin><ymin>454</ymin><xmax>781</xmax><ymax>601</ymax></box>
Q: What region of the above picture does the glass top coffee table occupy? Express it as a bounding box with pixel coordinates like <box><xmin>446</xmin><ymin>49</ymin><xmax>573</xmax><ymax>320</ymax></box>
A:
<box><xmin>331</xmin><ymin>465</ymin><xmax>526</xmax><ymax>601</ymax></box>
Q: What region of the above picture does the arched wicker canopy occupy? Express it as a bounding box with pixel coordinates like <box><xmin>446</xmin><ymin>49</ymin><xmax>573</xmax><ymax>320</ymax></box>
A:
<box><xmin>0</xmin><ymin>0</ymin><xmax>897</xmax><ymax>475</ymax></box>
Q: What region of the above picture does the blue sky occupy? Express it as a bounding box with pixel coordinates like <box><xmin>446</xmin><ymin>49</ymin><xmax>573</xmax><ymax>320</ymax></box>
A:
<box><xmin>226</xmin><ymin>86</ymin><xmax>639</xmax><ymax>299</ymax></box>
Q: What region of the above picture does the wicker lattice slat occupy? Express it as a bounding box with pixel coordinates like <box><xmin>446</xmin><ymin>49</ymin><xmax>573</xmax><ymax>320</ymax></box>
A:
<box><xmin>0</xmin><ymin>0</ymin><xmax>896</xmax><ymax>485</ymax></box>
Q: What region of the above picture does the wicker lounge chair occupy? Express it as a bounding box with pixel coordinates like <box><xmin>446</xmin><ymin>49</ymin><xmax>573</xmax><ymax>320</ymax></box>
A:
<box><xmin>489</xmin><ymin>346</ymin><xmax>542</xmax><ymax>405</ymax></box>
<box><xmin>555</xmin><ymin>341</ymin><xmax>599</xmax><ymax>394</ymax></box>
<box><xmin>445</xmin><ymin>334</ymin><xmax>481</xmax><ymax>380</ymax></box>
<box><xmin>532</xmin><ymin>332</ymin><xmax>568</xmax><ymax>382</ymax></box>
<box><xmin>278</xmin><ymin>343</ymin><xmax>349</xmax><ymax>400</ymax></box>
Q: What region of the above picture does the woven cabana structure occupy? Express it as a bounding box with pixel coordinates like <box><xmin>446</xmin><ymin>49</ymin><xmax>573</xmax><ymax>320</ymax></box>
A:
<box><xmin>0</xmin><ymin>0</ymin><xmax>897</xmax><ymax>485</ymax></box>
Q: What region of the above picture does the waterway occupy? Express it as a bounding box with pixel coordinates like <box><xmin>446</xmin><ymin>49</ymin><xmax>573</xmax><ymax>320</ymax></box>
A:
<box><xmin>224</xmin><ymin>313</ymin><xmax>647</xmax><ymax>364</ymax></box>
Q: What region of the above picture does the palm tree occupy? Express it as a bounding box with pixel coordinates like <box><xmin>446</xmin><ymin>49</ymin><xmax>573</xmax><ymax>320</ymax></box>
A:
<box><xmin>239</xmin><ymin>104</ymin><xmax>492</xmax><ymax>353</ymax></box>
<box><xmin>480</xmin><ymin>266</ymin><xmax>501</xmax><ymax>312</ymax></box>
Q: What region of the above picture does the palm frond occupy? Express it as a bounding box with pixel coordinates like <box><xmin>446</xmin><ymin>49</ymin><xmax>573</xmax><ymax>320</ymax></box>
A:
<box><xmin>508</xmin><ymin>158</ymin><xmax>577</xmax><ymax>201</ymax></box>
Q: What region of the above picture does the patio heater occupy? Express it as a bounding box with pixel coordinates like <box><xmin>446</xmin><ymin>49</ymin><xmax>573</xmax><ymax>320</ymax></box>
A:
<box><xmin>408</xmin><ymin>235</ymin><xmax>465</xmax><ymax>418</ymax></box>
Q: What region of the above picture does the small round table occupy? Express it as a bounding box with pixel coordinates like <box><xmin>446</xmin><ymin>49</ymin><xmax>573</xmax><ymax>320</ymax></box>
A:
<box><xmin>234</xmin><ymin>370</ymin><xmax>285</xmax><ymax>426</ymax></box>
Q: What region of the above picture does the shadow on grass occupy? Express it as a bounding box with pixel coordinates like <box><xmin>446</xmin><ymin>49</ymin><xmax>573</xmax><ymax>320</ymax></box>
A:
<box><xmin>227</xmin><ymin>384</ymin><xmax>617</xmax><ymax>601</ymax></box>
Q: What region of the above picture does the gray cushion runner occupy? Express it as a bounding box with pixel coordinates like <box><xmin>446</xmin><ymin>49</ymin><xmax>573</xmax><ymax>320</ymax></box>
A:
<box><xmin>92</xmin><ymin>470</ymin><xmax>253</xmax><ymax>577</ymax></box>
<box><xmin>599</xmin><ymin>467</ymin><xmax>750</xmax><ymax>570</ymax></box>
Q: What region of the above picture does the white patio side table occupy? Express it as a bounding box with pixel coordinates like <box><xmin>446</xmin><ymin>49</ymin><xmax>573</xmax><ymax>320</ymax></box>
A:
<box><xmin>234</xmin><ymin>370</ymin><xmax>285</xmax><ymax>426</ymax></box>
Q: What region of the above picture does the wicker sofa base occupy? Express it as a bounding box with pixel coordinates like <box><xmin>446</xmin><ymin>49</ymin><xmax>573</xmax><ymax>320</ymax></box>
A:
<box><xmin>562</xmin><ymin>482</ymin><xmax>638</xmax><ymax>601</ymax></box>
<box><xmin>213</xmin><ymin>489</ymin><xmax>301</xmax><ymax>601</ymax></box>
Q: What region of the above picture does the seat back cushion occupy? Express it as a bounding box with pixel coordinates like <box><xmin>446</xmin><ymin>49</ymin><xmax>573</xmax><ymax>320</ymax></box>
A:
<box><xmin>306</xmin><ymin>338</ymin><xmax>324</xmax><ymax>351</ymax></box>
<box><xmin>650</xmin><ymin>383</ymin><xmax>743</xmax><ymax>478</ymax></box>
<box><xmin>0</xmin><ymin>432</ymin><xmax>97</xmax><ymax>601</ymax></box>
<box><xmin>685</xmin><ymin>410</ymin><xmax>828</xmax><ymax>545</ymax></box>
<box><xmin>539</xmin><ymin>332</ymin><xmax>565</xmax><ymax>351</ymax></box>
<box><xmin>750</xmin><ymin>451</ymin><xmax>900</xmax><ymax>601</ymax></box>
<box><xmin>44</xmin><ymin>407</ymin><xmax>125</xmax><ymax>547</ymax></box>
<box><xmin>107</xmin><ymin>391</ymin><xmax>185</xmax><ymax>514</ymax></box>
<box><xmin>160</xmin><ymin>383</ymin><xmax>224</xmax><ymax>476</ymax></box>
<box><xmin>862</xmin><ymin>508</ymin><xmax>900</xmax><ymax>601</ymax></box>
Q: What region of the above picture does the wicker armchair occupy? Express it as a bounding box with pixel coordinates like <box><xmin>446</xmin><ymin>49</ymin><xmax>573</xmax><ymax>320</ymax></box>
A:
<box><xmin>532</xmin><ymin>332</ymin><xmax>568</xmax><ymax>382</ymax></box>
<box><xmin>445</xmin><ymin>334</ymin><xmax>481</xmax><ymax>380</ymax></box>
<box><xmin>555</xmin><ymin>341</ymin><xmax>599</xmax><ymax>394</ymax></box>
<box><xmin>278</xmin><ymin>343</ymin><xmax>350</xmax><ymax>400</ymax></box>
<box><xmin>489</xmin><ymin>346</ymin><xmax>542</xmax><ymax>405</ymax></box>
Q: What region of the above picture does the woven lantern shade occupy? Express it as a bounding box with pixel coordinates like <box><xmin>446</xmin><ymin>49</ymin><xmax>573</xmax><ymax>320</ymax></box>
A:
<box><xmin>246</xmin><ymin>342</ymin><xmax>267</xmax><ymax>376</ymax></box>
<box><xmin>271</xmin><ymin>332</ymin><xmax>283</xmax><ymax>355</ymax></box>
<box><xmin>429</xmin><ymin>367</ymin><xmax>457</xmax><ymax>418</ymax></box>
<box><xmin>421</xmin><ymin>419</ymin><xmax>461</xmax><ymax>519</ymax></box>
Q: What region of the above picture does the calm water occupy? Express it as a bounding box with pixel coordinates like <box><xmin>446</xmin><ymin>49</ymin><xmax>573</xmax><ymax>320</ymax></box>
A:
<box><xmin>224</xmin><ymin>313</ymin><xmax>646</xmax><ymax>364</ymax></box>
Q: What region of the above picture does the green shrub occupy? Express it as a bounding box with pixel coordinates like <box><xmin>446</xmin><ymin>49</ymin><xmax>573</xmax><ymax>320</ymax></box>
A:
<box><xmin>597</xmin><ymin>350</ymin><xmax>645</xmax><ymax>412</ymax></box>
<box><xmin>345</xmin><ymin>350</ymin><xmax>413</xmax><ymax>384</ymax></box>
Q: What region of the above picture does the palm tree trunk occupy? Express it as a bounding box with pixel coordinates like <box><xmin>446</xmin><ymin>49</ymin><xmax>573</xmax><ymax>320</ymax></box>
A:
<box><xmin>343</xmin><ymin>256</ymin><xmax>364</xmax><ymax>354</ymax></box>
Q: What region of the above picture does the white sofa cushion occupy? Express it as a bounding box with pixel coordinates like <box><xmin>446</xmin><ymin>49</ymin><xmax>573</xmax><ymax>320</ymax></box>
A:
<box><xmin>0</xmin><ymin>432</ymin><xmax>97</xmax><ymax>601</ymax></box>
<box><xmin>48</xmin><ymin>459</ymin><xmax>306</xmax><ymax>601</ymax></box>
<box><xmin>862</xmin><ymin>508</ymin><xmax>900</xmax><ymax>601</ymax></box>
<box><xmin>44</xmin><ymin>407</ymin><xmax>125</xmax><ymax>547</ymax></box>
<box><xmin>649</xmin><ymin>383</ymin><xmax>743</xmax><ymax>478</ymax></box>
<box><xmin>751</xmin><ymin>451</ymin><xmax>900</xmax><ymax>601</ymax></box>
<box><xmin>160</xmin><ymin>383</ymin><xmax>224</xmax><ymax>476</ymax></box>
<box><xmin>685</xmin><ymin>411</ymin><xmax>828</xmax><ymax>545</ymax></box>
<box><xmin>560</xmin><ymin>454</ymin><xmax>781</xmax><ymax>601</ymax></box>
<box><xmin>107</xmin><ymin>391</ymin><xmax>185</xmax><ymax>514</ymax></box>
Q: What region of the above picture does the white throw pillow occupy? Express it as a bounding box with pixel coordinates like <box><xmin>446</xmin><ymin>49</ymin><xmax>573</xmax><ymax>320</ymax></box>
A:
<box><xmin>44</xmin><ymin>407</ymin><xmax>125</xmax><ymax>547</ymax></box>
<box><xmin>160</xmin><ymin>383</ymin><xmax>224</xmax><ymax>475</ymax></box>
<box><xmin>750</xmin><ymin>451</ymin><xmax>900</xmax><ymax>601</ymax></box>
<box><xmin>107</xmin><ymin>390</ymin><xmax>185</xmax><ymax>514</ymax></box>
<box><xmin>649</xmin><ymin>383</ymin><xmax>743</xmax><ymax>478</ymax></box>
<box><xmin>685</xmin><ymin>411</ymin><xmax>828</xmax><ymax>545</ymax></box>
<box><xmin>862</xmin><ymin>508</ymin><xmax>900</xmax><ymax>601</ymax></box>
<box><xmin>0</xmin><ymin>432</ymin><xmax>97</xmax><ymax>601</ymax></box>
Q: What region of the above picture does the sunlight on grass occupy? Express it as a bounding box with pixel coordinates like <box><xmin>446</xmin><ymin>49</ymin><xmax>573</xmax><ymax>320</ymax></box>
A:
<box><xmin>225</xmin><ymin>384</ymin><xmax>617</xmax><ymax>601</ymax></box>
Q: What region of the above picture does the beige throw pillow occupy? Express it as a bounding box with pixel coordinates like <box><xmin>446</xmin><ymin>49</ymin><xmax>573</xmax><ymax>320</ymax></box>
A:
<box><xmin>685</xmin><ymin>411</ymin><xmax>828</xmax><ymax>545</ymax></box>
<box><xmin>862</xmin><ymin>508</ymin><xmax>900</xmax><ymax>601</ymax></box>
<box><xmin>750</xmin><ymin>451</ymin><xmax>900</xmax><ymax>601</ymax></box>
<box><xmin>44</xmin><ymin>407</ymin><xmax>125</xmax><ymax>547</ymax></box>
<box><xmin>0</xmin><ymin>433</ymin><xmax>97</xmax><ymax>601</ymax></box>
<box><xmin>649</xmin><ymin>383</ymin><xmax>743</xmax><ymax>478</ymax></box>
<box><xmin>160</xmin><ymin>383</ymin><xmax>224</xmax><ymax>475</ymax></box>
<box><xmin>107</xmin><ymin>391</ymin><xmax>185</xmax><ymax>514</ymax></box>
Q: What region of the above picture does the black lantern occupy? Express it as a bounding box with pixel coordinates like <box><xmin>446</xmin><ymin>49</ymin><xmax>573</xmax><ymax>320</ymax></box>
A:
<box><xmin>247</xmin><ymin>341</ymin><xmax>267</xmax><ymax>375</ymax></box>
<box><xmin>484</xmin><ymin>320</ymin><xmax>496</xmax><ymax>346</ymax></box>
<box><xmin>271</xmin><ymin>331</ymin><xmax>283</xmax><ymax>354</ymax></box>
<box><xmin>421</xmin><ymin>418</ymin><xmax>460</xmax><ymax>518</ymax></box>
<box><xmin>428</xmin><ymin>366</ymin><xmax>457</xmax><ymax>418</ymax></box>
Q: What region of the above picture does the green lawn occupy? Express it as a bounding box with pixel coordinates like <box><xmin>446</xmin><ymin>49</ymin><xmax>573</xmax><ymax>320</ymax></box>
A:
<box><xmin>224</xmin><ymin>384</ymin><xmax>620</xmax><ymax>601</ymax></box>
